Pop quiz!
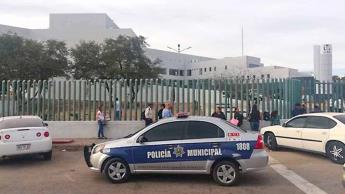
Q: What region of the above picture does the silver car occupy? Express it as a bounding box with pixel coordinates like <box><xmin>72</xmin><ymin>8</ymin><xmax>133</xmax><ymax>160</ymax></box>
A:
<box><xmin>84</xmin><ymin>115</ymin><xmax>268</xmax><ymax>186</ymax></box>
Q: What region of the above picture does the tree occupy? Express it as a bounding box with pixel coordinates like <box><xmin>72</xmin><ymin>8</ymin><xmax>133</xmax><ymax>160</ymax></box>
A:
<box><xmin>70</xmin><ymin>35</ymin><xmax>161</xmax><ymax>102</ymax></box>
<box><xmin>0</xmin><ymin>33</ymin><xmax>69</xmax><ymax>80</ymax></box>
<box><xmin>70</xmin><ymin>41</ymin><xmax>102</xmax><ymax>80</ymax></box>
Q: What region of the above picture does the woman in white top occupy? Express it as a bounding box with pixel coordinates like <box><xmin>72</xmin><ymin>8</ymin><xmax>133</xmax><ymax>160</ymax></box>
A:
<box><xmin>96</xmin><ymin>104</ymin><xmax>106</xmax><ymax>139</ymax></box>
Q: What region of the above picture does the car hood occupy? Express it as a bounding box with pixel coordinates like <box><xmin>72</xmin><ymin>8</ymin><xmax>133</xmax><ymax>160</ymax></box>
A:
<box><xmin>103</xmin><ymin>138</ymin><xmax>133</xmax><ymax>148</ymax></box>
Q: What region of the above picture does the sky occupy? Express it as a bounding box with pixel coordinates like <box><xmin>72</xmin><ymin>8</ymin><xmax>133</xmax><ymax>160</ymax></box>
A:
<box><xmin>1</xmin><ymin>0</ymin><xmax>345</xmax><ymax>74</ymax></box>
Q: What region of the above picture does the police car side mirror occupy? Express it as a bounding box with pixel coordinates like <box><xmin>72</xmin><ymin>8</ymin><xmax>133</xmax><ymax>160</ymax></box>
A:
<box><xmin>137</xmin><ymin>136</ymin><xmax>147</xmax><ymax>144</ymax></box>
<box><xmin>43</xmin><ymin>122</ymin><xmax>48</xmax><ymax>127</ymax></box>
<box><xmin>282</xmin><ymin>123</ymin><xmax>287</xmax><ymax>127</ymax></box>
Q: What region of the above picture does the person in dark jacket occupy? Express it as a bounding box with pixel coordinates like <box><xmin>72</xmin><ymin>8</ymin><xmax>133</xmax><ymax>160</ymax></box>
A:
<box><xmin>292</xmin><ymin>103</ymin><xmax>305</xmax><ymax>117</ymax></box>
<box><xmin>249</xmin><ymin>104</ymin><xmax>261</xmax><ymax>131</ymax></box>
<box><xmin>212</xmin><ymin>107</ymin><xmax>226</xmax><ymax>120</ymax></box>
<box><xmin>270</xmin><ymin>110</ymin><xmax>280</xmax><ymax>126</ymax></box>
<box><xmin>157</xmin><ymin>103</ymin><xmax>165</xmax><ymax>120</ymax></box>
<box><xmin>234</xmin><ymin>107</ymin><xmax>243</xmax><ymax>127</ymax></box>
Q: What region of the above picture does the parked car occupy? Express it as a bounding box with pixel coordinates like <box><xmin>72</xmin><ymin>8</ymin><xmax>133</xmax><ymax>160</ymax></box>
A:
<box><xmin>84</xmin><ymin>113</ymin><xmax>268</xmax><ymax>186</ymax></box>
<box><xmin>261</xmin><ymin>113</ymin><xmax>345</xmax><ymax>164</ymax></box>
<box><xmin>0</xmin><ymin>116</ymin><xmax>52</xmax><ymax>160</ymax></box>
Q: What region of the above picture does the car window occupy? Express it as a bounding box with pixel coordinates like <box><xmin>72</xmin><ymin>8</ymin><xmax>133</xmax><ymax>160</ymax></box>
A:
<box><xmin>186</xmin><ymin>121</ymin><xmax>225</xmax><ymax>139</ymax></box>
<box><xmin>285</xmin><ymin>117</ymin><xmax>306</xmax><ymax>128</ymax></box>
<box><xmin>0</xmin><ymin>118</ymin><xmax>44</xmax><ymax>129</ymax></box>
<box><xmin>143</xmin><ymin>121</ymin><xmax>187</xmax><ymax>142</ymax></box>
<box><xmin>305</xmin><ymin>116</ymin><xmax>336</xmax><ymax>129</ymax></box>
<box><xmin>334</xmin><ymin>115</ymin><xmax>345</xmax><ymax>124</ymax></box>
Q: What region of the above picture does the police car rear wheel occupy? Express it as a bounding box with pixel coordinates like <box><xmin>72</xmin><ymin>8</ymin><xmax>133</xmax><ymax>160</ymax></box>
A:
<box><xmin>212</xmin><ymin>161</ymin><xmax>239</xmax><ymax>186</ymax></box>
<box><xmin>103</xmin><ymin>158</ymin><xmax>130</xmax><ymax>183</ymax></box>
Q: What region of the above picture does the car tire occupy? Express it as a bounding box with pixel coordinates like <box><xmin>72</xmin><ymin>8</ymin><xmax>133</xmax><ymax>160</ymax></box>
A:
<box><xmin>212</xmin><ymin>161</ymin><xmax>239</xmax><ymax>186</ymax></box>
<box><xmin>103</xmin><ymin>158</ymin><xmax>130</xmax><ymax>183</ymax></box>
<box><xmin>265</xmin><ymin>132</ymin><xmax>278</xmax><ymax>151</ymax></box>
<box><xmin>326</xmin><ymin>141</ymin><xmax>345</xmax><ymax>164</ymax></box>
<box><xmin>42</xmin><ymin>150</ymin><xmax>52</xmax><ymax>161</ymax></box>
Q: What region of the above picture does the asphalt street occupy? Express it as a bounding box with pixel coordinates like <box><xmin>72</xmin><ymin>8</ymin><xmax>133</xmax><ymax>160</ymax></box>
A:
<box><xmin>0</xmin><ymin>147</ymin><xmax>343</xmax><ymax>194</ymax></box>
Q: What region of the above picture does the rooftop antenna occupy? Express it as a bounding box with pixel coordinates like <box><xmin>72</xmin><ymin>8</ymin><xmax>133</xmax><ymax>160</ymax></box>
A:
<box><xmin>167</xmin><ymin>44</ymin><xmax>192</xmax><ymax>53</ymax></box>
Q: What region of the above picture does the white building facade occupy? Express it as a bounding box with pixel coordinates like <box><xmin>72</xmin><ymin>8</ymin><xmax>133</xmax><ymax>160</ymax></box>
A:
<box><xmin>314</xmin><ymin>44</ymin><xmax>332</xmax><ymax>82</ymax></box>
<box><xmin>0</xmin><ymin>13</ymin><xmax>305</xmax><ymax>80</ymax></box>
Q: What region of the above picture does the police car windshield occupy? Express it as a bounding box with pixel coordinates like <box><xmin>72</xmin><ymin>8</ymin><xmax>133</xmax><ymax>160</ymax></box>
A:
<box><xmin>123</xmin><ymin>127</ymin><xmax>146</xmax><ymax>138</ymax></box>
<box><xmin>220</xmin><ymin>119</ymin><xmax>247</xmax><ymax>132</ymax></box>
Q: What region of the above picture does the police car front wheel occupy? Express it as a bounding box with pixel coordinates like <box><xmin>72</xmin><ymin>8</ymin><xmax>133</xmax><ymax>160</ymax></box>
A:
<box><xmin>103</xmin><ymin>158</ymin><xmax>130</xmax><ymax>183</ymax></box>
<box><xmin>212</xmin><ymin>161</ymin><xmax>239</xmax><ymax>186</ymax></box>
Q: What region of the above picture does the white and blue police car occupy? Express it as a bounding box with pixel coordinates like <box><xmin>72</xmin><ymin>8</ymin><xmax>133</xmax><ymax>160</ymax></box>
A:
<box><xmin>84</xmin><ymin>113</ymin><xmax>268</xmax><ymax>186</ymax></box>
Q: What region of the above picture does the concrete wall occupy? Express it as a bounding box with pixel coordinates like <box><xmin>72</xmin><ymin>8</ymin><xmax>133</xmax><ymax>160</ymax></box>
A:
<box><xmin>47</xmin><ymin>120</ymin><xmax>275</xmax><ymax>139</ymax></box>
<box><xmin>47</xmin><ymin>121</ymin><xmax>145</xmax><ymax>139</ymax></box>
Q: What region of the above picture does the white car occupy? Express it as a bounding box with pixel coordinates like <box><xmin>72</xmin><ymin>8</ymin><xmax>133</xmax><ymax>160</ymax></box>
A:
<box><xmin>261</xmin><ymin>113</ymin><xmax>345</xmax><ymax>164</ymax></box>
<box><xmin>0</xmin><ymin>116</ymin><xmax>52</xmax><ymax>160</ymax></box>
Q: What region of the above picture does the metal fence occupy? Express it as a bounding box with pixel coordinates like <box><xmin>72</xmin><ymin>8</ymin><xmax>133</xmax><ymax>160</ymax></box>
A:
<box><xmin>0</xmin><ymin>78</ymin><xmax>302</xmax><ymax>121</ymax></box>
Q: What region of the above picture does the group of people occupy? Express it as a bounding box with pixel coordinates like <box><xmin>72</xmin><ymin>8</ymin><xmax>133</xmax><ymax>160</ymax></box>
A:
<box><xmin>96</xmin><ymin>100</ymin><xmax>285</xmax><ymax>138</ymax></box>
<box><xmin>143</xmin><ymin>102</ymin><xmax>173</xmax><ymax>126</ymax></box>
<box><xmin>211</xmin><ymin>104</ymin><xmax>281</xmax><ymax>131</ymax></box>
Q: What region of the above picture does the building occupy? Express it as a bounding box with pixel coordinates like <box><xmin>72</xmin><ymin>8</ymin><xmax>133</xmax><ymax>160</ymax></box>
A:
<box><xmin>314</xmin><ymin>44</ymin><xmax>332</xmax><ymax>82</ymax></box>
<box><xmin>0</xmin><ymin>13</ymin><xmax>305</xmax><ymax>80</ymax></box>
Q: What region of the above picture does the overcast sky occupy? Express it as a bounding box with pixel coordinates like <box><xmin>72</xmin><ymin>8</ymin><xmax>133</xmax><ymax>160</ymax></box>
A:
<box><xmin>1</xmin><ymin>0</ymin><xmax>345</xmax><ymax>73</ymax></box>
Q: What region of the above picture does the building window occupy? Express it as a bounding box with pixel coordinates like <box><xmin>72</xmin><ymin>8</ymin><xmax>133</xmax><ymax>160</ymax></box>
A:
<box><xmin>261</xmin><ymin>74</ymin><xmax>265</xmax><ymax>79</ymax></box>
<box><xmin>187</xmin><ymin>69</ymin><xmax>192</xmax><ymax>76</ymax></box>
<box><xmin>199</xmin><ymin>68</ymin><xmax>203</xmax><ymax>75</ymax></box>
<box><xmin>214</xmin><ymin>67</ymin><xmax>216</xmax><ymax>71</ymax></box>
<box><xmin>159</xmin><ymin>68</ymin><xmax>167</xmax><ymax>75</ymax></box>
<box><xmin>248</xmin><ymin>64</ymin><xmax>260</xmax><ymax>68</ymax></box>
<box><xmin>209</xmin><ymin>67</ymin><xmax>212</xmax><ymax>72</ymax></box>
<box><xmin>169</xmin><ymin>69</ymin><xmax>179</xmax><ymax>76</ymax></box>
<box><xmin>204</xmin><ymin>68</ymin><xmax>207</xmax><ymax>72</ymax></box>
<box><xmin>267</xmin><ymin>74</ymin><xmax>271</xmax><ymax>79</ymax></box>
<box><xmin>179</xmin><ymin>70</ymin><xmax>184</xmax><ymax>76</ymax></box>
<box><xmin>225</xmin><ymin>65</ymin><xmax>227</xmax><ymax>70</ymax></box>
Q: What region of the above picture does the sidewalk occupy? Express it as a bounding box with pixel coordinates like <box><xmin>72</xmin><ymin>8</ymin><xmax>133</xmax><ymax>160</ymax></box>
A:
<box><xmin>53</xmin><ymin>138</ymin><xmax>112</xmax><ymax>151</ymax></box>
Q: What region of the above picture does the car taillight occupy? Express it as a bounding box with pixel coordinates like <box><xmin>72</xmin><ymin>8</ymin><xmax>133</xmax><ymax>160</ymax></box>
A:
<box><xmin>5</xmin><ymin>134</ymin><xmax>10</xmax><ymax>140</ymax></box>
<box><xmin>44</xmin><ymin>131</ymin><xmax>49</xmax><ymax>137</ymax></box>
<box><xmin>36</xmin><ymin>132</ymin><xmax>41</xmax><ymax>137</ymax></box>
<box><xmin>254</xmin><ymin>134</ymin><xmax>264</xmax><ymax>149</ymax></box>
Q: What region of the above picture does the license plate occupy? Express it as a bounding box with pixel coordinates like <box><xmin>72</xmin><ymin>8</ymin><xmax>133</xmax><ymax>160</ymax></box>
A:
<box><xmin>16</xmin><ymin>144</ymin><xmax>31</xmax><ymax>151</ymax></box>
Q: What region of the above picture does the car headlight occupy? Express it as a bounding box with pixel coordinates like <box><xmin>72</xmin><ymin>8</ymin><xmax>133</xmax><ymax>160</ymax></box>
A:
<box><xmin>92</xmin><ymin>144</ymin><xmax>105</xmax><ymax>154</ymax></box>
<box><xmin>101</xmin><ymin>148</ymin><xmax>110</xmax><ymax>154</ymax></box>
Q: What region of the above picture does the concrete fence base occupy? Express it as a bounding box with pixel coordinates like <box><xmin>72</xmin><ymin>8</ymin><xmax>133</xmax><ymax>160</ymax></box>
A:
<box><xmin>47</xmin><ymin>120</ymin><xmax>276</xmax><ymax>139</ymax></box>
<box><xmin>47</xmin><ymin>121</ymin><xmax>145</xmax><ymax>139</ymax></box>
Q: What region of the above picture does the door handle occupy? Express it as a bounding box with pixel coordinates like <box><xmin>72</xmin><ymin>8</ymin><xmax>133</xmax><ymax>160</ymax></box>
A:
<box><xmin>296</xmin><ymin>130</ymin><xmax>301</xmax><ymax>133</ymax></box>
<box><xmin>212</xmin><ymin>143</ymin><xmax>221</xmax><ymax>148</ymax></box>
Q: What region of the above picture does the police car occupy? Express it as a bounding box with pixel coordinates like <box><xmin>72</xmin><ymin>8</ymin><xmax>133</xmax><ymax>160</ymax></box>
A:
<box><xmin>84</xmin><ymin>113</ymin><xmax>268</xmax><ymax>186</ymax></box>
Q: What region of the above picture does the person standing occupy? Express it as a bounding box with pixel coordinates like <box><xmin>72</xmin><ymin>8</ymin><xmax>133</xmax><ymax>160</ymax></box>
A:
<box><xmin>270</xmin><ymin>110</ymin><xmax>280</xmax><ymax>126</ymax></box>
<box><xmin>249</xmin><ymin>104</ymin><xmax>261</xmax><ymax>131</ymax></box>
<box><xmin>144</xmin><ymin>103</ymin><xmax>153</xmax><ymax>126</ymax></box>
<box><xmin>162</xmin><ymin>102</ymin><xmax>173</xmax><ymax>119</ymax></box>
<box><xmin>234</xmin><ymin>107</ymin><xmax>244</xmax><ymax>127</ymax></box>
<box><xmin>115</xmin><ymin>98</ymin><xmax>121</xmax><ymax>120</ymax></box>
<box><xmin>157</xmin><ymin>103</ymin><xmax>165</xmax><ymax>120</ymax></box>
<box><xmin>96</xmin><ymin>104</ymin><xmax>106</xmax><ymax>139</ymax></box>
<box><xmin>211</xmin><ymin>107</ymin><xmax>226</xmax><ymax>120</ymax></box>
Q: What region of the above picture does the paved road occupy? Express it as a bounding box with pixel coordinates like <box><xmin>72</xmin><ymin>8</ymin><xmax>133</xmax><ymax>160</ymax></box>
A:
<box><xmin>0</xmin><ymin>148</ymin><xmax>343</xmax><ymax>194</ymax></box>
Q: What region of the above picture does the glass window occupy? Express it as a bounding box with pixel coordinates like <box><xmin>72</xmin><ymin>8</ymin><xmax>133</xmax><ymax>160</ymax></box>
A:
<box><xmin>204</xmin><ymin>68</ymin><xmax>207</xmax><ymax>72</ymax></box>
<box><xmin>334</xmin><ymin>115</ymin><xmax>345</xmax><ymax>124</ymax></box>
<box><xmin>159</xmin><ymin>68</ymin><xmax>167</xmax><ymax>75</ymax></box>
<box><xmin>225</xmin><ymin>65</ymin><xmax>227</xmax><ymax>70</ymax></box>
<box><xmin>179</xmin><ymin>70</ymin><xmax>184</xmax><ymax>76</ymax></box>
<box><xmin>286</xmin><ymin>117</ymin><xmax>306</xmax><ymax>128</ymax></box>
<box><xmin>169</xmin><ymin>69</ymin><xmax>178</xmax><ymax>76</ymax></box>
<box><xmin>143</xmin><ymin>121</ymin><xmax>186</xmax><ymax>142</ymax></box>
<box><xmin>306</xmin><ymin>116</ymin><xmax>336</xmax><ymax>129</ymax></box>
<box><xmin>187</xmin><ymin>69</ymin><xmax>192</xmax><ymax>76</ymax></box>
<box><xmin>199</xmin><ymin>68</ymin><xmax>203</xmax><ymax>75</ymax></box>
<box><xmin>209</xmin><ymin>67</ymin><xmax>212</xmax><ymax>72</ymax></box>
<box><xmin>186</xmin><ymin>121</ymin><xmax>224</xmax><ymax>139</ymax></box>
<box><xmin>214</xmin><ymin>67</ymin><xmax>216</xmax><ymax>71</ymax></box>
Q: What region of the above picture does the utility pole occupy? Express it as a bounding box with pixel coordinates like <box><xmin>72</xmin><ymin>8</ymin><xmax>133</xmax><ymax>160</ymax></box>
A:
<box><xmin>167</xmin><ymin>44</ymin><xmax>192</xmax><ymax>53</ymax></box>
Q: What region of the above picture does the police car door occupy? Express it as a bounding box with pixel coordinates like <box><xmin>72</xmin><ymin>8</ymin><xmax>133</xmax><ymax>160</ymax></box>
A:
<box><xmin>132</xmin><ymin>121</ymin><xmax>187</xmax><ymax>171</ymax></box>
<box><xmin>177</xmin><ymin>121</ymin><xmax>225</xmax><ymax>171</ymax></box>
